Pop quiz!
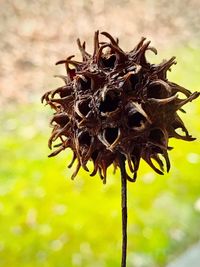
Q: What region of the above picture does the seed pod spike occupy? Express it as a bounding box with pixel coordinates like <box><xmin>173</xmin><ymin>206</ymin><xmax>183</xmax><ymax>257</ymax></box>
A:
<box><xmin>96</xmin><ymin>43</ymin><xmax>110</xmax><ymax>66</ymax></box>
<box><xmin>55</xmin><ymin>55</ymin><xmax>76</xmax><ymax>80</ymax></box>
<box><xmin>154</xmin><ymin>56</ymin><xmax>177</xmax><ymax>79</ymax></box>
<box><xmin>48</xmin><ymin>146</ymin><xmax>64</xmax><ymax>157</ymax></box>
<box><xmin>134</xmin><ymin>40</ymin><xmax>151</xmax><ymax>65</ymax></box>
<box><xmin>175</xmin><ymin>91</ymin><xmax>200</xmax><ymax>110</ymax></box>
<box><xmin>145</xmin><ymin>155</ymin><xmax>164</xmax><ymax>175</ymax></box>
<box><xmin>93</xmin><ymin>30</ymin><xmax>100</xmax><ymax>58</ymax></box>
<box><xmin>130</xmin><ymin>37</ymin><xmax>146</xmax><ymax>54</ymax></box>
<box><xmin>77</xmin><ymin>38</ymin><xmax>91</xmax><ymax>61</ymax></box>
<box><xmin>101</xmin><ymin>31</ymin><xmax>120</xmax><ymax>48</ymax></box>
<box><xmin>147</xmin><ymin>46</ymin><xmax>158</xmax><ymax>55</ymax></box>
<box><xmin>68</xmin><ymin>152</ymin><xmax>77</xmax><ymax>168</ymax></box>
<box><xmin>71</xmin><ymin>162</ymin><xmax>81</xmax><ymax>180</ymax></box>
<box><xmin>101</xmin><ymin>31</ymin><xmax>127</xmax><ymax>62</ymax></box>
<box><xmin>163</xmin><ymin>150</ymin><xmax>170</xmax><ymax>172</ymax></box>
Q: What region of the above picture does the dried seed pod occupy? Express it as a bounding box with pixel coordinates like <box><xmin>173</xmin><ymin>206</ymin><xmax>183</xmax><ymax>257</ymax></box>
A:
<box><xmin>42</xmin><ymin>31</ymin><xmax>199</xmax><ymax>182</ymax></box>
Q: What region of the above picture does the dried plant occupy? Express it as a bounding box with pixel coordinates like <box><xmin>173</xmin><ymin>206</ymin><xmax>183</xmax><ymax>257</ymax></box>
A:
<box><xmin>42</xmin><ymin>31</ymin><xmax>199</xmax><ymax>267</ymax></box>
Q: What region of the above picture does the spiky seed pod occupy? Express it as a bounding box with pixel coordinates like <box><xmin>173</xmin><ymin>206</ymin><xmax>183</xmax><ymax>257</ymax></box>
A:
<box><xmin>42</xmin><ymin>31</ymin><xmax>199</xmax><ymax>183</ymax></box>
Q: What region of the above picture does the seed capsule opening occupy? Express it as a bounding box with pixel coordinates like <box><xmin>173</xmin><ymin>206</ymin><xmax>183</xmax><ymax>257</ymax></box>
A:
<box><xmin>78</xmin><ymin>131</ymin><xmax>91</xmax><ymax>146</ymax></box>
<box><xmin>129</xmin><ymin>73</ymin><xmax>139</xmax><ymax>89</ymax></box>
<box><xmin>128</xmin><ymin>112</ymin><xmax>146</xmax><ymax>128</ymax></box>
<box><xmin>78</xmin><ymin>76</ymin><xmax>91</xmax><ymax>91</ymax></box>
<box><xmin>147</xmin><ymin>81</ymin><xmax>170</xmax><ymax>99</ymax></box>
<box><xmin>101</xmin><ymin>54</ymin><xmax>116</xmax><ymax>69</ymax></box>
<box><xmin>104</xmin><ymin>127</ymin><xmax>119</xmax><ymax>145</ymax></box>
<box><xmin>51</xmin><ymin>114</ymin><xmax>69</xmax><ymax>127</ymax></box>
<box><xmin>100</xmin><ymin>91</ymin><xmax>120</xmax><ymax>114</ymax></box>
<box><xmin>75</xmin><ymin>99</ymin><xmax>91</xmax><ymax>118</ymax></box>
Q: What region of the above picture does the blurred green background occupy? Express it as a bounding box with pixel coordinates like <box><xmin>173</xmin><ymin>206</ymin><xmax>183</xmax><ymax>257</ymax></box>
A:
<box><xmin>0</xmin><ymin>1</ymin><xmax>200</xmax><ymax>266</ymax></box>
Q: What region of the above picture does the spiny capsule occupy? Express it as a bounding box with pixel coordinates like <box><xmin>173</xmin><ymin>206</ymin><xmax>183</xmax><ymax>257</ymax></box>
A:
<box><xmin>42</xmin><ymin>31</ymin><xmax>199</xmax><ymax>183</ymax></box>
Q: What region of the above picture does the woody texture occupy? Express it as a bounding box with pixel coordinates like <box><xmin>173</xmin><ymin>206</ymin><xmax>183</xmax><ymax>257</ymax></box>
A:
<box><xmin>42</xmin><ymin>31</ymin><xmax>199</xmax><ymax>182</ymax></box>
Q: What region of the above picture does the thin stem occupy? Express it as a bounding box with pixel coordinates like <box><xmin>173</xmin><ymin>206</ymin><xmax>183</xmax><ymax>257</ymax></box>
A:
<box><xmin>118</xmin><ymin>153</ymin><xmax>127</xmax><ymax>267</ymax></box>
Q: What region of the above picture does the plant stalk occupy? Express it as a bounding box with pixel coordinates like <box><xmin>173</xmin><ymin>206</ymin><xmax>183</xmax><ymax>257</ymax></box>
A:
<box><xmin>118</xmin><ymin>153</ymin><xmax>127</xmax><ymax>267</ymax></box>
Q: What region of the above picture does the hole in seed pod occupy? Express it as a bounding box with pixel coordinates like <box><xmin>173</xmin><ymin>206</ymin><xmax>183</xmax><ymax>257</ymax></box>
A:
<box><xmin>78</xmin><ymin>76</ymin><xmax>91</xmax><ymax>91</ymax></box>
<box><xmin>104</xmin><ymin>127</ymin><xmax>119</xmax><ymax>145</ymax></box>
<box><xmin>78</xmin><ymin>131</ymin><xmax>91</xmax><ymax>146</ymax></box>
<box><xmin>60</xmin><ymin>88</ymin><xmax>72</xmax><ymax>98</ymax></box>
<box><xmin>149</xmin><ymin>128</ymin><xmax>165</xmax><ymax>146</ymax></box>
<box><xmin>77</xmin><ymin>99</ymin><xmax>91</xmax><ymax>117</ymax></box>
<box><xmin>101</xmin><ymin>54</ymin><xmax>116</xmax><ymax>69</ymax></box>
<box><xmin>128</xmin><ymin>112</ymin><xmax>146</xmax><ymax>128</ymax></box>
<box><xmin>99</xmin><ymin>91</ymin><xmax>120</xmax><ymax>113</ymax></box>
<box><xmin>129</xmin><ymin>73</ymin><xmax>139</xmax><ymax>89</ymax></box>
<box><xmin>51</xmin><ymin>114</ymin><xmax>69</xmax><ymax>127</ymax></box>
<box><xmin>147</xmin><ymin>82</ymin><xmax>169</xmax><ymax>99</ymax></box>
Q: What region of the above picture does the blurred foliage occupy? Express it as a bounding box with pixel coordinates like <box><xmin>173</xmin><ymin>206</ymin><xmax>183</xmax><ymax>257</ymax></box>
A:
<box><xmin>0</xmin><ymin>47</ymin><xmax>200</xmax><ymax>267</ymax></box>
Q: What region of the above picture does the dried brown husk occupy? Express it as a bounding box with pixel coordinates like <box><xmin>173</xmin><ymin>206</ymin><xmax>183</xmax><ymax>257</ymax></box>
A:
<box><xmin>42</xmin><ymin>31</ymin><xmax>199</xmax><ymax>182</ymax></box>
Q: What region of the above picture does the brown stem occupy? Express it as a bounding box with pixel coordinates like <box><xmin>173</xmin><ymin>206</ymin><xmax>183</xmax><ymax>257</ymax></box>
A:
<box><xmin>118</xmin><ymin>153</ymin><xmax>127</xmax><ymax>267</ymax></box>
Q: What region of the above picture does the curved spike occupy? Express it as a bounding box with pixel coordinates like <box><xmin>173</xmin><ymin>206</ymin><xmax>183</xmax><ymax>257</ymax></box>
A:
<box><xmin>48</xmin><ymin>146</ymin><xmax>64</xmax><ymax>157</ymax></box>
<box><xmin>68</xmin><ymin>152</ymin><xmax>77</xmax><ymax>168</ymax></box>
<box><xmin>144</xmin><ymin>154</ymin><xmax>164</xmax><ymax>175</ymax></box>
<box><xmin>77</xmin><ymin>38</ymin><xmax>91</xmax><ymax>61</ymax></box>
<box><xmin>98</xmin><ymin>167</ymin><xmax>104</xmax><ymax>181</ymax></box>
<box><xmin>52</xmin><ymin>122</ymin><xmax>70</xmax><ymax>142</ymax></box>
<box><xmin>147</xmin><ymin>46</ymin><xmax>158</xmax><ymax>55</ymax></box>
<box><xmin>126</xmin><ymin>172</ymin><xmax>136</xmax><ymax>182</ymax></box>
<box><xmin>175</xmin><ymin>91</ymin><xmax>200</xmax><ymax>110</ymax></box>
<box><xmin>96</xmin><ymin>43</ymin><xmax>110</xmax><ymax>65</ymax></box>
<box><xmin>55</xmin><ymin>55</ymin><xmax>75</xmax><ymax>65</ymax></box>
<box><xmin>131</xmin><ymin>155</ymin><xmax>141</xmax><ymax>174</ymax></box>
<box><xmin>71</xmin><ymin>162</ymin><xmax>81</xmax><ymax>180</ymax></box>
<box><xmin>101</xmin><ymin>31</ymin><xmax>119</xmax><ymax>47</ymax></box>
<box><xmin>151</xmin><ymin>154</ymin><xmax>164</xmax><ymax>172</ymax></box>
<box><xmin>171</xmin><ymin>128</ymin><xmax>196</xmax><ymax>141</ymax></box>
<box><xmin>163</xmin><ymin>151</ymin><xmax>170</xmax><ymax>172</ymax></box>
<box><xmin>50</xmin><ymin>95</ymin><xmax>74</xmax><ymax>106</ymax></box>
<box><xmin>134</xmin><ymin>40</ymin><xmax>151</xmax><ymax>65</ymax></box>
<box><xmin>127</xmin><ymin>153</ymin><xmax>134</xmax><ymax>173</ymax></box>
<box><xmin>168</xmin><ymin>82</ymin><xmax>191</xmax><ymax>97</ymax></box>
<box><xmin>83</xmin><ymin>137</ymin><xmax>95</xmax><ymax>163</ymax></box>
<box><xmin>130</xmin><ymin>37</ymin><xmax>146</xmax><ymax>54</ymax></box>
<box><xmin>101</xmin><ymin>32</ymin><xmax>126</xmax><ymax>62</ymax></box>
<box><xmin>154</xmin><ymin>57</ymin><xmax>177</xmax><ymax>79</ymax></box>
<box><xmin>90</xmin><ymin>159</ymin><xmax>99</xmax><ymax>177</ymax></box>
<box><xmin>93</xmin><ymin>30</ymin><xmax>100</xmax><ymax>57</ymax></box>
<box><xmin>50</xmin><ymin>113</ymin><xmax>69</xmax><ymax>126</ymax></box>
<box><xmin>108</xmin><ymin>43</ymin><xmax>127</xmax><ymax>62</ymax></box>
<box><xmin>101</xmin><ymin>161</ymin><xmax>107</xmax><ymax>184</ymax></box>
<box><xmin>41</xmin><ymin>91</ymin><xmax>51</xmax><ymax>103</ymax></box>
<box><xmin>133</xmin><ymin>172</ymin><xmax>137</xmax><ymax>182</ymax></box>
<box><xmin>56</xmin><ymin>55</ymin><xmax>76</xmax><ymax>80</ymax></box>
<box><xmin>148</xmin><ymin>94</ymin><xmax>178</xmax><ymax>105</ymax></box>
<box><xmin>81</xmin><ymin>162</ymin><xmax>89</xmax><ymax>172</ymax></box>
<box><xmin>66</xmin><ymin>60</ymin><xmax>82</xmax><ymax>68</ymax></box>
<box><xmin>51</xmin><ymin>86</ymin><xmax>72</xmax><ymax>98</ymax></box>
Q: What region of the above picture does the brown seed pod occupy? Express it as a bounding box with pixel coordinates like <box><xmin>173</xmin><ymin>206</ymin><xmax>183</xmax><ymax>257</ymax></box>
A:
<box><xmin>42</xmin><ymin>31</ymin><xmax>199</xmax><ymax>182</ymax></box>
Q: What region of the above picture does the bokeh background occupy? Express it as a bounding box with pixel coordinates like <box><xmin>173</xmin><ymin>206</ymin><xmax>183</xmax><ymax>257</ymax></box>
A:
<box><xmin>0</xmin><ymin>0</ymin><xmax>200</xmax><ymax>266</ymax></box>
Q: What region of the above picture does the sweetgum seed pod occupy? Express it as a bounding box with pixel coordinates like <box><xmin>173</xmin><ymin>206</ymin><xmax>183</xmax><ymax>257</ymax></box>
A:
<box><xmin>42</xmin><ymin>31</ymin><xmax>199</xmax><ymax>182</ymax></box>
